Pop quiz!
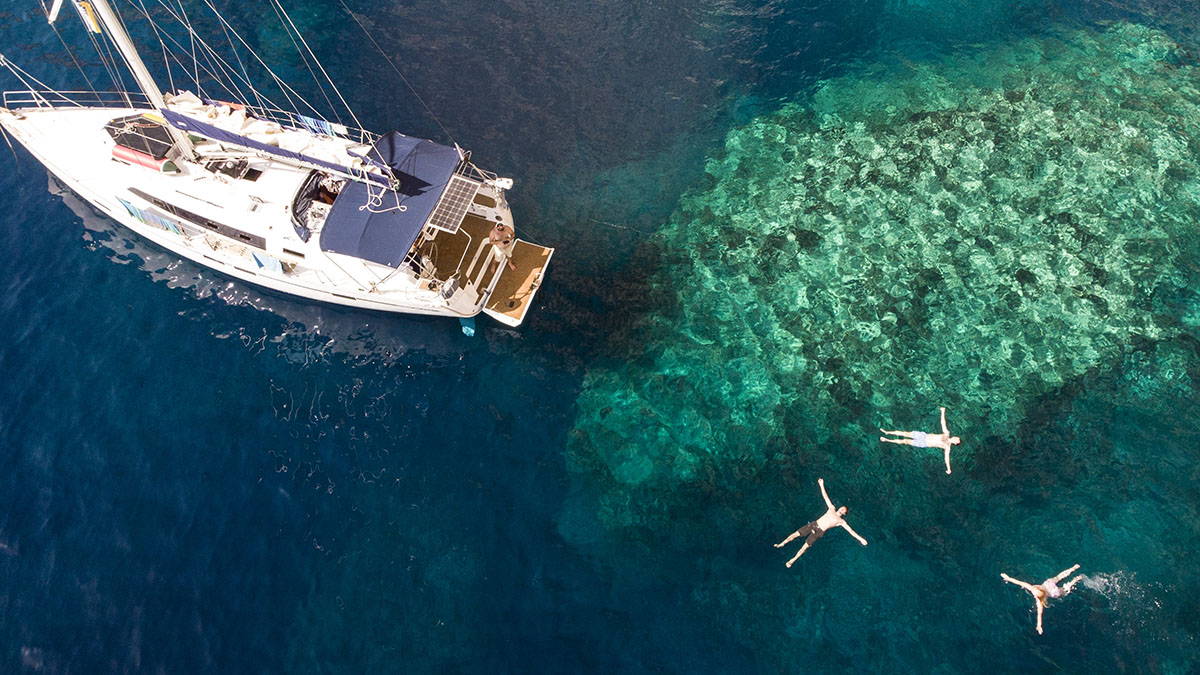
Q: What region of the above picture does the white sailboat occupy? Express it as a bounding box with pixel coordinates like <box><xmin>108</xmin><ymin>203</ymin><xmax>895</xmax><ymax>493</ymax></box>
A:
<box><xmin>0</xmin><ymin>0</ymin><xmax>553</xmax><ymax>327</ymax></box>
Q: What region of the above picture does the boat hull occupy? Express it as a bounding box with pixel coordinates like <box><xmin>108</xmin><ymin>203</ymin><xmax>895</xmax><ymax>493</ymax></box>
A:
<box><xmin>1</xmin><ymin>106</ymin><xmax>483</xmax><ymax>318</ymax></box>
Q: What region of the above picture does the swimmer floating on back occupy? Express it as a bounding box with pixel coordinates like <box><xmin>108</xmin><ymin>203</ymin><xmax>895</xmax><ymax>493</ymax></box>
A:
<box><xmin>774</xmin><ymin>478</ymin><xmax>867</xmax><ymax>567</ymax></box>
<box><xmin>1001</xmin><ymin>564</ymin><xmax>1083</xmax><ymax>634</ymax></box>
<box><xmin>880</xmin><ymin>406</ymin><xmax>962</xmax><ymax>474</ymax></box>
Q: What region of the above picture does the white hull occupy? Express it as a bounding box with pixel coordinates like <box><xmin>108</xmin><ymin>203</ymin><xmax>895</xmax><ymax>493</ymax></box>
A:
<box><xmin>1</xmin><ymin>103</ymin><xmax>547</xmax><ymax>322</ymax></box>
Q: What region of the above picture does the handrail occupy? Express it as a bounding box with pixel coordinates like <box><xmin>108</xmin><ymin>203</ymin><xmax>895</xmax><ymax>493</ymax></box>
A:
<box><xmin>2</xmin><ymin>88</ymin><xmax>378</xmax><ymax>144</ymax></box>
<box><xmin>459</xmin><ymin>161</ymin><xmax>496</xmax><ymax>183</ymax></box>
<box><xmin>234</xmin><ymin>102</ymin><xmax>379</xmax><ymax>146</ymax></box>
<box><xmin>2</xmin><ymin>90</ymin><xmax>462</xmax><ymax>163</ymax></box>
<box><xmin>3</xmin><ymin>89</ymin><xmax>152</xmax><ymax>109</ymax></box>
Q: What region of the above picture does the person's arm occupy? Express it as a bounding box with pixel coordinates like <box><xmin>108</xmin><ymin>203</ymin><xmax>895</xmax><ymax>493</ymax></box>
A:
<box><xmin>1035</xmin><ymin>601</ymin><xmax>1045</xmax><ymax>635</ymax></box>
<box><xmin>943</xmin><ymin>446</ymin><xmax>953</xmax><ymax>474</ymax></box>
<box><xmin>1001</xmin><ymin>573</ymin><xmax>1039</xmax><ymax>594</ymax></box>
<box><xmin>818</xmin><ymin>478</ymin><xmax>834</xmax><ymax>510</ymax></box>
<box><xmin>839</xmin><ymin>522</ymin><xmax>868</xmax><ymax>546</ymax></box>
<box><xmin>1050</xmin><ymin>564</ymin><xmax>1081</xmax><ymax>583</ymax></box>
<box><xmin>941</xmin><ymin>407</ymin><xmax>950</xmax><ymax>436</ymax></box>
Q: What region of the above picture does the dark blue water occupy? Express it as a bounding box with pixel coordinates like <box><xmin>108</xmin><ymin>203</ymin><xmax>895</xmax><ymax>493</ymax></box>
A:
<box><xmin>2</xmin><ymin>0</ymin><xmax>1199</xmax><ymax>672</ymax></box>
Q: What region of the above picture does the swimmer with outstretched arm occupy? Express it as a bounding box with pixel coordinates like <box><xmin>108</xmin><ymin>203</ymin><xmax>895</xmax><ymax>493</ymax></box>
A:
<box><xmin>1000</xmin><ymin>564</ymin><xmax>1083</xmax><ymax>634</ymax></box>
<box><xmin>880</xmin><ymin>406</ymin><xmax>962</xmax><ymax>474</ymax></box>
<box><xmin>774</xmin><ymin>478</ymin><xmax>867</xmax><ymax>567</ymax></box>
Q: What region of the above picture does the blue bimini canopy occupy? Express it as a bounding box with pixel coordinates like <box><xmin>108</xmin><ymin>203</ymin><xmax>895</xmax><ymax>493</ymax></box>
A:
<box><xmin>319</xmin><ymin>132</ymin><xmax>462</xmax><ymax>268</ymax></box>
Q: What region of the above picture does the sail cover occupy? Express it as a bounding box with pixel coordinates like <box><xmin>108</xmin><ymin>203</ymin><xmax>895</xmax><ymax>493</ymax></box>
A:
<box><xmin>159</xmin><ymin>109</ymin><xmax>389</xmax><ymax>186</ymax></box>
<box><xmin>319</xmin><ymin>132</ymin><xmax>462</xmax><ymax>268</ymax></box>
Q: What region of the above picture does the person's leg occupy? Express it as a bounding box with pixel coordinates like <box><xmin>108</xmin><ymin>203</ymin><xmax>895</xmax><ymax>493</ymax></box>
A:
<box><xmin>776</xmin><ymin>523</ymin><xmax>813</xmax><ymax>548</ymax></box>
<box><xmin>880</xmin><ymin>436</ymin><xmax>914</xmax><ymax>446</ymax></box>
<box><xmin>880</xmin><ymin>428</ymin><xmax>916</xmax><ymax>438</ymax></box>
<box><xmin>1050</xmin><ymin>564</ymin><xmax>1081</xmax><ymax>583</ymax></box>
<box><xmin>775</xmin><ymin>531</ymin><xmax>801</xmax><ymax>548</ymax></box>
<box><xmin>804</xmin><ymin>529</ymin><xmax>824</xmax><ymax>547</ymax></box>
<box><xmin>786</xmin><ymin>543</ymin><xmax>810</xmax><ymax>567</ymax></box>
<box><xmin>1061</xmin><ymin>575</ymin><xmax>1083</xmax><ymax>595</ymax></box>
<box><xmin>488</xmin><ymin>245</ymin><xmax>504</xmax><ymax>273</ymax></box>
<box><xmin>787</xmin><ymin>528</ymin><xmax>825</xmax><ymax>567</ymax></box>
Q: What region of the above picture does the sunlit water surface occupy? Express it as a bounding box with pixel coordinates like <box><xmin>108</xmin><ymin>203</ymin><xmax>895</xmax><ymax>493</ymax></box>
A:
<box><xmin>1</xmin><ymin>0</ymin><xmax>1198</xmax><ymax>671</ymax></box>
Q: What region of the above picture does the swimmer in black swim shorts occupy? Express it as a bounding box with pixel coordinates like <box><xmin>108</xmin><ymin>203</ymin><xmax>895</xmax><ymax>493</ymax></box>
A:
<box><xmin>774</xmin><ymin>478</ymin><xmax>868</xmax><ymax>567</ymax></box>
<box><xmin>791</xmin><ymin>521</ymin><xmax>826</xmax><ymax>547</ymax></box>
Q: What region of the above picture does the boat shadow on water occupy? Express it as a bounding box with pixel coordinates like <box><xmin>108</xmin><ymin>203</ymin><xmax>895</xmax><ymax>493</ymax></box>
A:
<box><xmin>49</xmin><ymin>174</ymin><xmax>470</xmax><ymax>364</ymax></box>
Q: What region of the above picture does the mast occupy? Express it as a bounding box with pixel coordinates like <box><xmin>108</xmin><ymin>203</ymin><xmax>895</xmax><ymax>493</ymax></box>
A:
<box><xmin>86</xmin><ymin>0</ymin><xmax>196</xmax><ymax>161</ymax></box>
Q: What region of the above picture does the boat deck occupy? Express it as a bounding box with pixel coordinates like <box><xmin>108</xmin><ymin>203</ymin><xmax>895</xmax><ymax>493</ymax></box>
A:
<box><xmin>416</xmin><ymin>213</ymin><xmax>503</xmax><ymax>291</ymax></box>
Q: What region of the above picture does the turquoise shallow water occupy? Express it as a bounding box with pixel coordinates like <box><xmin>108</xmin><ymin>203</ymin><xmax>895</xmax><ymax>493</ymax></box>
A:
<box><xmin>1</xmin><ymin>0</ymin><xmax>1199</xmax><ymax>672</ymax></box>
<box><xmin>567</xmin><ymin>15</ymin><xmax>1200</xmax><ymax>674</ymax></box>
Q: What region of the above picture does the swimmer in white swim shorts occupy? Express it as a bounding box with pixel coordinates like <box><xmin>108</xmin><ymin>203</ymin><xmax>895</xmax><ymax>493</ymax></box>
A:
<box><xmin>880</xmin><ymin>406</ymin><xmax>962</xmax><ymax>474</ymax></box>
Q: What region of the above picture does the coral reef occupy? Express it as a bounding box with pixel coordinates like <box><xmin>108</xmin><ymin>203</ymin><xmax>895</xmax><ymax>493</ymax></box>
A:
<box><xmin>567</xmin><ymin>22</ymin><xmax>1200</xmax><ymax>533</ymax></box>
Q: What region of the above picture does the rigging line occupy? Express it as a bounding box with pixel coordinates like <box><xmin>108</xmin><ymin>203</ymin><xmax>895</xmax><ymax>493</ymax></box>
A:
<box><xmin>186</xmin><ymin>0</ymin><xmax>305</xmax><ymax>111</ymax></box>
<box><xmin>123</xmin><ymin>1</ymin><xmax>231</xmax><ymax>101</ymax></box>
<box><xmin>37</xmin><ymin>0</ymin><xmax>100</xmax><ymax>95</ymax></box>
<box><xmin>1</xmin><ymin>56</ymin><xmax>75</xmax><ymax>108</ymax></box>
<box><xmin>124</xmin><ymin>0</ymin><xmax>217</xmax><ymax>97</ymax></box>
<box><xmin>1</xmin><ymin>57</ymin><xmax>39</xmax><ymax>91</ymax></box>
<box><xmin>58</xmin><ymin>0</ymin><xmax>124</xmax><ymax>94</ymax></box>
<box><xmin>50</xmin><ymin>20</ymin><xmax>100</xmax><ymax>95</ymax></box>
<box><xmin>188</xmin><ymin>14</ymin><xmax>286</xmax><ymax>114</ymax></box>
<box><xmin>266</xmin><ymin>0</ymin><xmax>340</xmax><ymax>126</ymax></box>
<box><xmin>106</xmin><ymin>0</ymin><xmax>150</xmax><ymax>104</ymax></box>
<box><xmin>337</xmin><ymin>0</ymin><xmax>455</xmax><ymax>146</ymax></box>
<box><xmin>195</xmin><ymin>35</ymin><xmax>249</xmax><ymax>105</ymax></box>
<box><xmin>144</xmin><ymin>0</ymin><xmax>248</xmax><ymax>101</ymax></box>
<box><xmin>146</xmin><ymin>0</ymin><xmax>279</xmax><ymax>108</ymax></box>
<box><xmin>193</xmin><ymin>34</ymin><xmax>246</xmax><ymax>103</ymax></box>
<box><xmin>91</xmin><ymin>0</ymin><xmax>140</xmax><ymax>105</ymax></box>
<box><xmin>174</xmin><ymin>0</ymin><xmax>199</xmax><ymax>93</ymax></box>
<box><xmin>96</xmin><ymin>28</ymin><xmax>134</xmax><ymax>106</ymax></box>
<box><xmin>0</xmin><ymin>124</ymin><xmax>19</xmax><ymax>170</ymax></box>
<box><xmin>272</xmin><ymin>0</ymin><xmax>362</xmax><ymax>130</ymax></box>
<box><xmin>133</xmin><ymin>0</ymin><xmax>175</xmax><ymax>94</ymax></box>
<box><xmin>177</xmin><ymin>0</ymin><xmax>324</xmax><ymax>119</ymax></box>
<box><xmin>212</xmin><ymin>6</ymin><xmax>268</xmax><ymax>112</ymax></box>
<box><xmin>176</xmin><ymin>0</ymin><xmax>237</xmax><ymax>100</ymax></box>
<box><xmin>78</xmin><ymin>16</ymin><xmax>127</xmax><ymax>101</ymax></box>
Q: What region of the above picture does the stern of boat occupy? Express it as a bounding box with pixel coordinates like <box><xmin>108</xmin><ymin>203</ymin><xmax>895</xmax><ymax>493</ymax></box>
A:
<box><xmin>483</xmin><ymin>239</ymin><xmax>553</xmax><ymax>327</ymax></box>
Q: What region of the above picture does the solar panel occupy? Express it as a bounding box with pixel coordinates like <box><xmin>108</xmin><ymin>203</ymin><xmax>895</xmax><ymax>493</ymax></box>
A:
<box><xmin>427</xmin><ymin>175</ymin><xmax>480</xmax><ymax>234</ymax></box>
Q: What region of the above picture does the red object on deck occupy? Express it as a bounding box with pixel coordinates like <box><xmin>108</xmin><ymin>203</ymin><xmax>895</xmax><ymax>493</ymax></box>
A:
<box><xmin>111</xmin><ymin>144</ymin><xmax>177</xmax><ymax>173</ymax></box>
